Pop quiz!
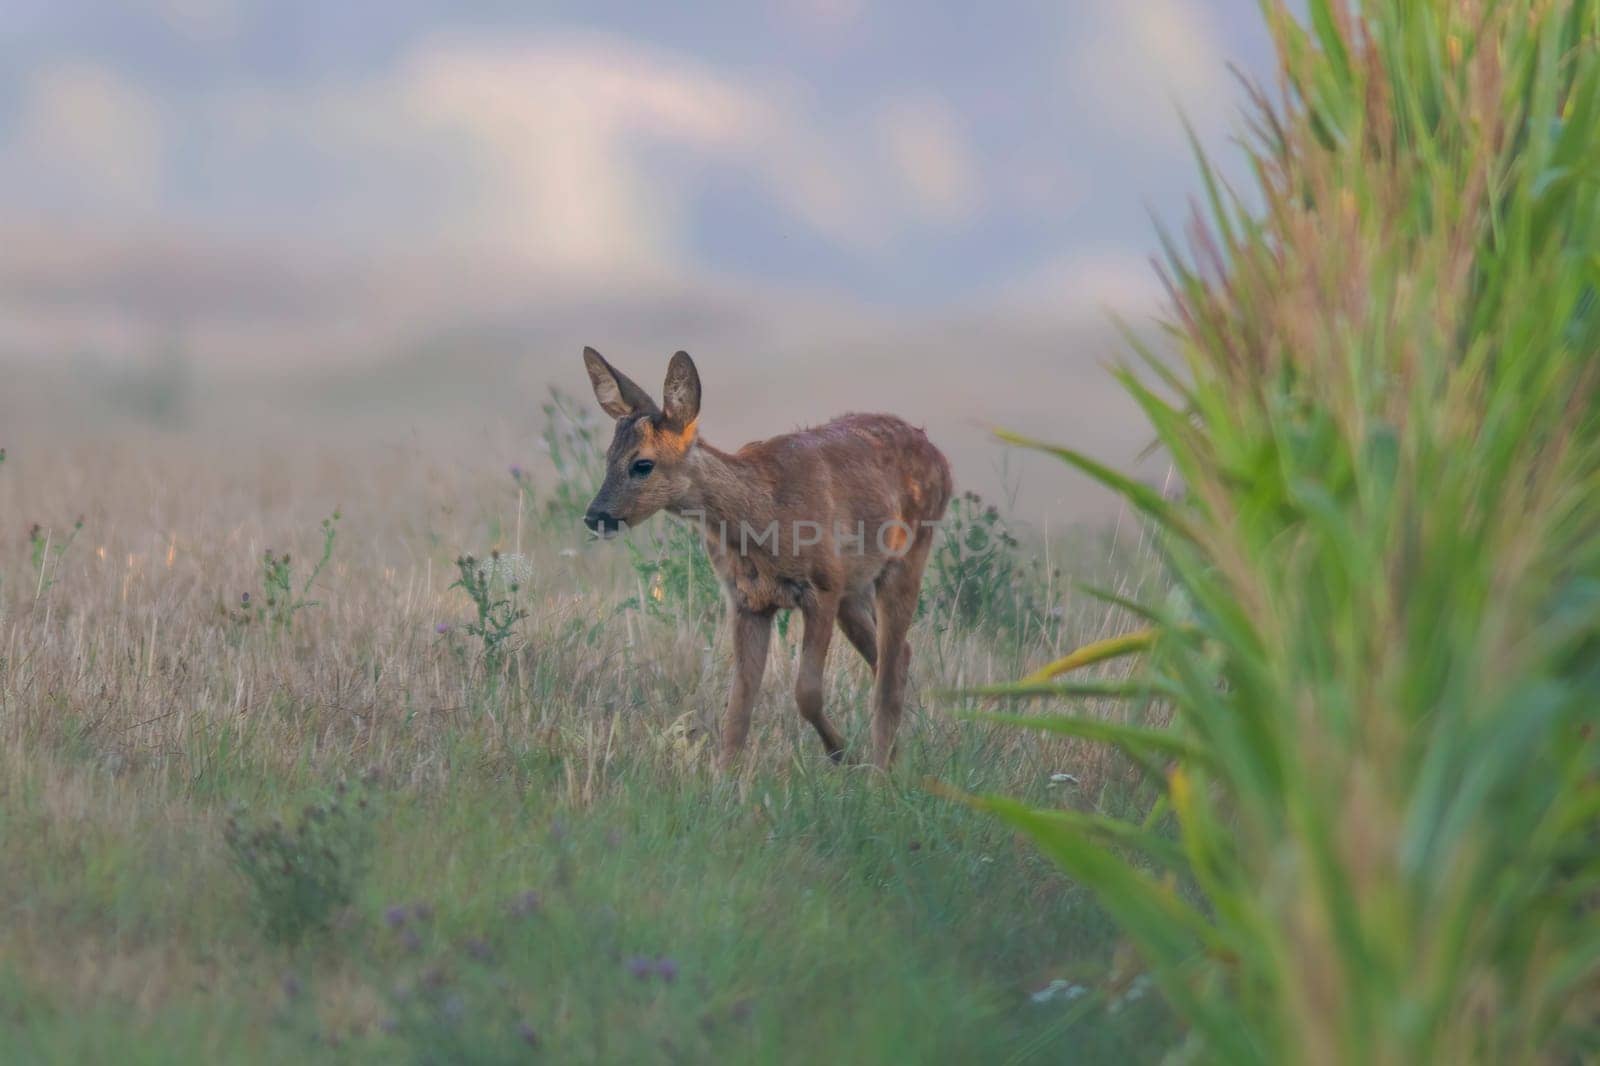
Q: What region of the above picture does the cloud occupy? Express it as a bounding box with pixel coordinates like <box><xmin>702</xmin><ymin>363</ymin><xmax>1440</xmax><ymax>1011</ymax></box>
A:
<box><xmin>397</xmin><ymin>36</ymin><xmax>767</xmax><ymax>275</ymax></box>
<box><xmin>0</xmin><ymin>30</ymin><xmax>1002</xmax><ymax>286</ymax></box>
<box><xmin>391</xmin><ymin>34</ymin><xmax>925</xmax><ymax>275</ymax></box>
<box><xmin>877</xmin><ymin>94</ymin><xmax>980</xmax><ymax>226</ymax></box>
<box><xmin>989</xmin><ymin>246</ymin><xmax>1165</xmax><ymax>321</ymax></box>
<box><xmin>5</xmin><ymin>61</ymin><xmax>167</xmax><ymax>214</ymax></box>
<box><xmin>391</xmin><ymin>34</ymin><xmax>979</xmax><ymax>271</ymax></box>
<box><xmin>1068</xmin><ymin>0</ymin><xmax>1231</xmax><ymax>146</ymax></box>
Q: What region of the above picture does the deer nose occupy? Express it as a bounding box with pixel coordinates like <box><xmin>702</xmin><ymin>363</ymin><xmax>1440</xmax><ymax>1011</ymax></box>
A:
<box><xmin>584</xmin><ymin>508</ymin><xmax>618</xmax><ymax>534</ymax></box>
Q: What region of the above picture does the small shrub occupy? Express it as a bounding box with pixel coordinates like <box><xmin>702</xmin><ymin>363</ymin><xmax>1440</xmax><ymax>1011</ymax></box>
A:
<box><xmin>921</xmin><ymin>490</ymin><xmax>1058</xmax><ymax>640</ymax></box>
<box><xmin>223</xmin><ymin>781</ymin><xmax>375</xmax><ymax>945</ymax></box>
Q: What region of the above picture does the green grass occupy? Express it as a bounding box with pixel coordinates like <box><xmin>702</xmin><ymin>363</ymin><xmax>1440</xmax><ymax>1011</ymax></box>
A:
<box><xmin>1</xmin><ymin>729</ymin><xmax>1171</xmax><ymax>1064</ymax></box>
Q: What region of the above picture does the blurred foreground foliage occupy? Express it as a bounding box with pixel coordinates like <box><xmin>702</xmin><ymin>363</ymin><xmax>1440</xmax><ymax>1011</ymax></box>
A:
<box><xmin>971</xmin><ymin>2</ymin><xmax>1600</xmax><ymax>1062</ymax></box>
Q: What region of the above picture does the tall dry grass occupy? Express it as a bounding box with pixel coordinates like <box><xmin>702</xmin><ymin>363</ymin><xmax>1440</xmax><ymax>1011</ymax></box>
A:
<box><xmin>0</xmin><ymin>431</ymin><xmax>1153</xmax><ymax>799</ymax></box>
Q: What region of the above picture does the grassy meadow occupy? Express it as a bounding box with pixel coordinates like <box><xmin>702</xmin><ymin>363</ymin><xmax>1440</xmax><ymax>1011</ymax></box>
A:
<box><xmin>0</xmin><ymin>425</ymin><xmax>1172</xmax><ymax>1063</ymax></box>
<box><xmin>5</xmin><ymin>1</ymin><xmax>1600</xmax><ymax>1064</ymax></box>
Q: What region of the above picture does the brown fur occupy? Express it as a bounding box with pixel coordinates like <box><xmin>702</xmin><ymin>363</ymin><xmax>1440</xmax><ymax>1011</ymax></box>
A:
<box><xmin>581</xmin><ymin>347</ymin><xmax>952</xmax><ymax>768</ymax></box>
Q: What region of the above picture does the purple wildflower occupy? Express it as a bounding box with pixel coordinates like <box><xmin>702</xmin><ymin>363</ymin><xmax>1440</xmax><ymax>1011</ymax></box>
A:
<box><xmin>510</xmin><ymin>890</ymin><xmax>541</xmax><ymax>917</ymax></box>
<box><xmin>517</xmin><ymin>1021</ymin><xmax>540</xmax><ymax>1047</ymax></box>
<box><xmin>383</xmin><ymin>905</ymin><xmax>408</xmax><ymax>929</ymax></box>
<box><xmin>442</xmin><ymin>993</ymin><xmax>466</xmax><ymax>1023</ymax></box>
<box><xmin>435</xmin><ymin>622</ymin><xmax>450</xmax><ymax>635</ymax></box>
<box><xmin>655</xmin><ymin>956</ymin><xmax>679</xmax><ymax>983</ymax></box>
<box><xmin>627</xmin><ymin>956</ymin><xmax>654</xmax><ymax>980</ymax></box>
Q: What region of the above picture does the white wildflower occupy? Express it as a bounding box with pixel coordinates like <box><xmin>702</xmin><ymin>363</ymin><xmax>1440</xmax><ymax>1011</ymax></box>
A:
<box><xmin>1030</xmin><ymin>979</ymin><xmax>1088</xmax><ymax>1005</ymax></box>
<box><xmin>1108</xmin><ymin>973</ymin><xmax>1153</xmax><ymax>1013</ymax></box>
<box><xmin>481</xmin><ymin>552</ymin><xmax>534</xmax><ymax>587</ymax></box>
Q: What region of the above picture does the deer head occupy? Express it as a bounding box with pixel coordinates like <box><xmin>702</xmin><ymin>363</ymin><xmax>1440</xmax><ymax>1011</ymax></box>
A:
<box><xmin>580</xmin><ymin>347</ymin><xmax>701</xmax><ymax>535</ymax></box>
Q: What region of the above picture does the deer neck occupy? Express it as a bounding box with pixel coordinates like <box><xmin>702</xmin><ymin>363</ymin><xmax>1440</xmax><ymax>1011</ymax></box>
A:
<box><xmin>672</xmin><ymin>441</ymin><xmax>775</xmax><ymax>546</ymax></box>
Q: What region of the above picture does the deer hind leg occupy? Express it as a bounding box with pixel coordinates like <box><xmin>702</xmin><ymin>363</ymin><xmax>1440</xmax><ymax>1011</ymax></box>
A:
<box><xmin>796</xmin><ymin>594</ymin><xmax>848</xmax><ymax>762</ymax></box>
<box><xmin>836</xmin><ymin>588</ymin><xmax>878</xmax><ymax>672</ymax></box>
<box><xmin>719</xmin><ymin>609</ymin><xmax>773</xmax><ymax>770</ymax></box>
<box><xmin>870</xmin><ymin>537</ymin><xmax>933</xmax><ymax>769</ymax></box>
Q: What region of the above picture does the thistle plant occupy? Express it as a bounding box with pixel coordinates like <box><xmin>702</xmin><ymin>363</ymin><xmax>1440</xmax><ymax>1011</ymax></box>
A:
<box><xmin>920</xmin><ymin>489</ymin><xmax>1059</xmax><ymax>641</ymax></box>
<box><xmin>450</xmin><ymin>552</ymin><xmax>529</xmax><ymax>673</ymax></box>
<box><xmin>538</xmin><ymin>387</ymin><xmax>606</xmax><ymax>530</ymax></box>
<box><xmin>243</xmin><ymin>510</ymin><xmax>340</xmax><ymax>633</ymax></box>
<box><xmin>223</xmin><ymin>781</ymin><xmax>376</xmax><ymax>945</ymax></box>
<box><xmin>28</xmin><ymin>516</ymin><xmax>83</xmax><ymax>599</ymax></box>
<box><xmin>967</xmin><ymin>3</ymin><xmax>1600</xmax><ymax>1063</ymax></box>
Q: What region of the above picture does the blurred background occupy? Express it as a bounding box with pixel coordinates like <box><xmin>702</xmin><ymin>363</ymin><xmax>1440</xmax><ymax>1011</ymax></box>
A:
<box><xmin>0</xmin><ymin>0</ymin><xmax>1272</xmax><ymax>521</ymax></box>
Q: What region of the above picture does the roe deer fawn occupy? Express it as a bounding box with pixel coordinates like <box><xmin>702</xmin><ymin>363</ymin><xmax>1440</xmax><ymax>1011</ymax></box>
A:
<box><xmin>580</xmin><ymin>347</ymin><xmax>952</xmax><ymax>769</ymax></box>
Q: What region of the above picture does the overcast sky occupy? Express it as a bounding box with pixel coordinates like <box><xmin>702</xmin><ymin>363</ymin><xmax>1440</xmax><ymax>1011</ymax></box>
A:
<box><xmin>0</xmin><ymin>1</ymin><xmax>1281</xmax><ymax>519</ymax></box>
<box><xmin>0</xmin><ymin>1</ymin><xmax>1273</xmax><ymax>314</ymax></box>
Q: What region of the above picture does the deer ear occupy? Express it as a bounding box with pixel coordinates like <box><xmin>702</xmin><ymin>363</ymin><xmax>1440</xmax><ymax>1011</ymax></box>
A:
<box><xmin>661</xmin><ymin>350</ymin><xmax>701</xmax><ymax>435</ymax></box>
<box><xmin>583</xmin><ymin>347</ymin><xmax>657</xmax><ymax>420</ymax></box>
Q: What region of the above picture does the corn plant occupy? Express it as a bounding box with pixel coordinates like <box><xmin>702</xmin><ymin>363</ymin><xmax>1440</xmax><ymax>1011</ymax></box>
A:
<box><xmin>964</xmin><ymin>2</ymin><xmax>1600</xmax><ymax>1062</ymax></box>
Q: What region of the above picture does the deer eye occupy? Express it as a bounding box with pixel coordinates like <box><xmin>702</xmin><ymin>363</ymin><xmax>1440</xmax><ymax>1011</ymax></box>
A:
<box><xmin>630</xmin><ymin>459</ymin><xmax>655</xmax><ymax>478</ymax></box>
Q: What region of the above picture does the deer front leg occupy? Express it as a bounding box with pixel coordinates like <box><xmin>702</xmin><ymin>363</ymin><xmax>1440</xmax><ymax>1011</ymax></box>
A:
<box><xmin>719</xmin><ymin>608</ymin><xmax>773</xmax><ymax>769</ymax></box>
<box><xmin>796</xmin><ymin>594</ymin><xmax>848</xmax><ymax>762</ymax></box>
